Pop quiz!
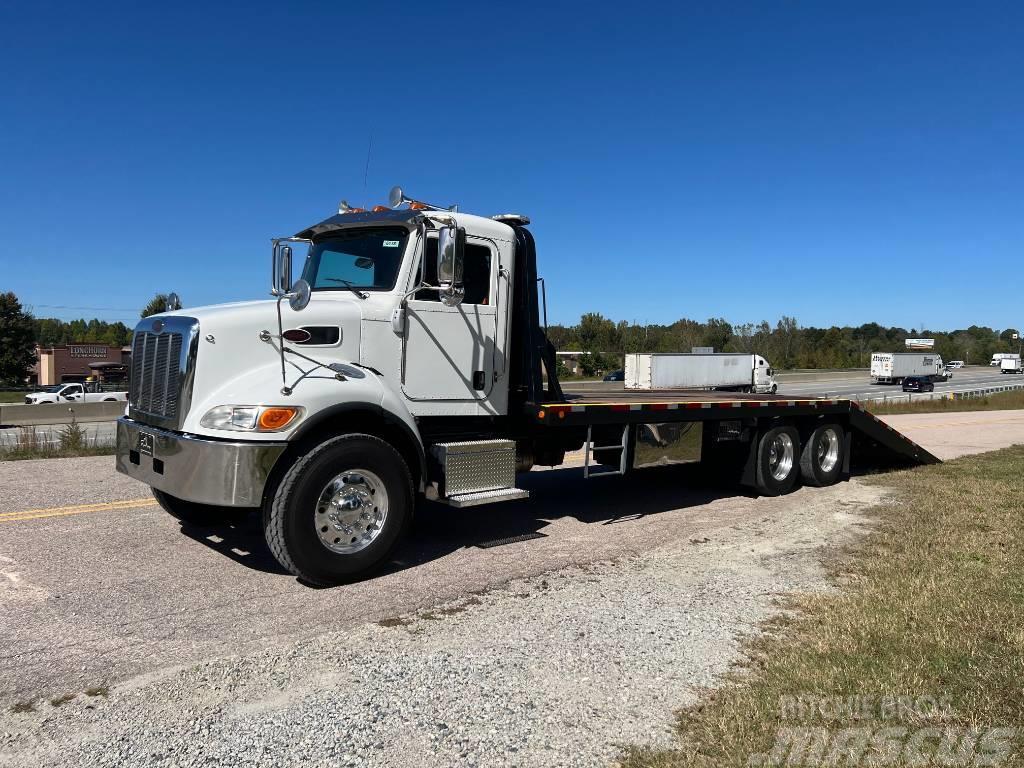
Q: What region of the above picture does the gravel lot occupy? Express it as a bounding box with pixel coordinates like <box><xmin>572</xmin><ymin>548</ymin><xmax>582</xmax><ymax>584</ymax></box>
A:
<box><xmin>2</xmin><ymin>411</ymin><xmax>1021</xmax><ymax>767</ymax></box>
<box><xmin>1</xmin><ymin>479</ymin><xmax>886</xmax><ymax>768</ymax></box>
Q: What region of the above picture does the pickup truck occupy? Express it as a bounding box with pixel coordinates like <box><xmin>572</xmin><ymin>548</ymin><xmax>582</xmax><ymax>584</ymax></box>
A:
<box><xmin>25</xmin><ymin>382</ymin><xmax>128</xmax><ymax>405</ymax></box>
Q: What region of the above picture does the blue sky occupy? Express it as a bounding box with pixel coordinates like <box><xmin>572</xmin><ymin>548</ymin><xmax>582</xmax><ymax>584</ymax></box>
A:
<box><xmin>2</xmin><ymin>1</ymin><xmax>1021</xmax><ymax>331</ymax></box>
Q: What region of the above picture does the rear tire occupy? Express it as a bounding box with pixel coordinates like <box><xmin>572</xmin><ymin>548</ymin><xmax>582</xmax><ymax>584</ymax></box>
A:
<box><xmin>264</xmin><ymin>434</ymin><xmax>413</xmax><ymax>586</ymax></box>
<box><xmin>152</xmin><ymin>488</ymin><xmax>252</xmax><ymax>525</ymax></box>
<box><xmin>754</xmin><ymin>426</ymin><xmax>800</xmax><ymax>496</ymax></box>
<box><xmin>799</xmin><ymin>423</ymin><xmax>845</xmax><ymax>487</ymax></box>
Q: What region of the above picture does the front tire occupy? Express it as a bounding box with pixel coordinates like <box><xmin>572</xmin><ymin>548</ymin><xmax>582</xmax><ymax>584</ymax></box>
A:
<box><xmin>799</xmin><ymin>423</ymin><xmax>845</xmax><ymax>487</ymax></box>
<box><xmin>152</xmin><ymin>488</ymin><xmax>252</xmax><ymax>525</ymax></box>
<box><xmin>264</xmin><ymin>434</ymin><xmax>413</xmax><ymax>586</ymax></box>
<box><xmin>754</xmin><ymin>426</ymin><xmax>800</xmax><ymax>496</ymax></box>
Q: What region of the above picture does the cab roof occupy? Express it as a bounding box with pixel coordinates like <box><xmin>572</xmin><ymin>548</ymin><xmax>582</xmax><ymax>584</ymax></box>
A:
<box><xmin>295</xmin><ymin>208</ymin><xmax>518</xmax><ymax>242</ymax></box>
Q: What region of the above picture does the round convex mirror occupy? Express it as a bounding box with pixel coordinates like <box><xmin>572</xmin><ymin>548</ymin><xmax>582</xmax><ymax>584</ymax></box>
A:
<box><xmin>288</xmin><ymin>279</ymin><xmax>311</xmax><ymax>311</ymax></box>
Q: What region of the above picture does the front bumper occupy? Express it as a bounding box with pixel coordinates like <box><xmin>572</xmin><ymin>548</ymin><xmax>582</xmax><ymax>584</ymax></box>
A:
<box><xmin>115</xmin><ymin>417</ymin><xmax>287</xmax><ymax>507</ymax></box>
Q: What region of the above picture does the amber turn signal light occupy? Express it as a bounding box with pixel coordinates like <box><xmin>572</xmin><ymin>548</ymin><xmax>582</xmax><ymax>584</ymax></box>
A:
<box><xmin>258</xmin><ymin>407</ymin><xmax>300</xmax><ymax>431</ymax></box>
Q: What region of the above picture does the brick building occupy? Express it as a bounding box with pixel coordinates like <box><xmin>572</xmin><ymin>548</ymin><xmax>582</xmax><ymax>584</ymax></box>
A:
<box><xmin>33</xmin><ymin>344</ymin><xmax>131</xmax><ymax>386</ymax></box>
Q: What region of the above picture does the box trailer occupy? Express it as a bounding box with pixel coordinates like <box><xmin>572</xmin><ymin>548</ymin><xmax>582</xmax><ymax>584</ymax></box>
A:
<box><xmin>870</xmin><ymin>352</ymin><xmax>945</xmax><ymax>384</ymax></box>
<box><xmin>1000</xmin><ymin>356</ymin><xmax>1023</xmax><ymax>374</ymax></box>
<box><xmin>625</xmin><ymin>353</ymin><xmax>777</xmax><ymax>394</ymax></box>
<box><xmin>115</xmin><ymin>187</ymin><xmax>938</xmax><ymax>585</ymax></box>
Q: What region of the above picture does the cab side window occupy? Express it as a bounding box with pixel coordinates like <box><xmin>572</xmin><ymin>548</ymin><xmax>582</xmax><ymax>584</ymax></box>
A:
<box><xmin>416</xmin><ymin>237</ymin><xmax>492</xmax><ymax>305</ymax></box>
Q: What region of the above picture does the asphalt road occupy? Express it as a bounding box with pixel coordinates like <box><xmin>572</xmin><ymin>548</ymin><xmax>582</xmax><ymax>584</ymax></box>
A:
<box><xmin>776</xmin><ymin>365</ymin><xmax>1018</xmax><ymax>400</ymax></box>
<box><xmin>569</xmin><ymin>365</ymin><xmax>1019</xmax><ymax>402</ymax></box>
<box><xmin>2</xmin><ymin>409</ymin><xmax>1023</xmax><ymax>712</ymax></box>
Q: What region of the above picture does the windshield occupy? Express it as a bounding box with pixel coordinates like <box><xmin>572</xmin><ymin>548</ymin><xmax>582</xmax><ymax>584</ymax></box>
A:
<box><xmin>301</xmin><ymin>227</ymin><xmax>410</xmax><ymax>292</ymax></box>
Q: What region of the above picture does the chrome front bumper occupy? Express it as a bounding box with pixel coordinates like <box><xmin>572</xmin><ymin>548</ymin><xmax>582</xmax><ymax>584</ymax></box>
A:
<box><xmin>115</xmin><ymin>417</ymin><xmax>287</xmax><ymax>508</ymax></box>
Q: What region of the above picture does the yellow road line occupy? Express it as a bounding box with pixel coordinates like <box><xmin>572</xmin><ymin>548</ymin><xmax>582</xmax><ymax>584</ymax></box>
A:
<box><xmin>0</xmin><ymin>498</ymin><xmax>157</xmax><ymax>524</ymax></box>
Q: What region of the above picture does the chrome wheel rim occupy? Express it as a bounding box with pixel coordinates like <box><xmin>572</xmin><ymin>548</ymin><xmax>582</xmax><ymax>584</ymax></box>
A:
<box><xmin>314</xmin><ymin>469</ymin><xmax>388</xmax><ymax>554</ymax></box>
<box><xmin>816</xmin><ymin>428</ymin><xmax>840</xmax><ymax>473</ymax></box>
<box><xmin>767</xmin><ymin>433</ymin><xmax>795</xmax><ymax>482</ymax></box>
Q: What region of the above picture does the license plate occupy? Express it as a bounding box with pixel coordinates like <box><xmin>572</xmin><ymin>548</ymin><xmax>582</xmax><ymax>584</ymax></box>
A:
<box><xmin>138</xmin><ymin>432</ymin><xmax>155</xmax><ymax>457</ymax></box>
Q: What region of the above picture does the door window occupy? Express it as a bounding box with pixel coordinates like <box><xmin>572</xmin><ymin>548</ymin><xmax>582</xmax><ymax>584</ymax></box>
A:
<box><xmin>416</xmin><ymin>236</ymin><xmax>492</xmax><ymax>305</ymax></box>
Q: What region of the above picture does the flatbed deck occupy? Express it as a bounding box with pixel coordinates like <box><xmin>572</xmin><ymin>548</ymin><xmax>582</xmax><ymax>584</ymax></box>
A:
<box><xmin>526</xmin><ymin>389</ymin><xmax>939</xmax><ymax>465</ymax></box>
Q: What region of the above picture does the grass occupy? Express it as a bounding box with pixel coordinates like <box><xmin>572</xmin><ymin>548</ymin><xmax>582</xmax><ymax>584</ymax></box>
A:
<box><xmin>0</xmin><ymin>422</ymin><xmax>115</xmax><ymax>461</ymax></box>
<box><xmin>866</xmin><ymin>387</ymin><xmax>1024</xmax><ymax>416</ymax></box>
<box><xmin>0</xmin><ymin>391</ymin><xmax>28</xmax><ymax>403</ymax></box>
<box><xmin>621</xmin><ymin>446</ymin><xmax>1024</xmax><ymax>767</ymax></box>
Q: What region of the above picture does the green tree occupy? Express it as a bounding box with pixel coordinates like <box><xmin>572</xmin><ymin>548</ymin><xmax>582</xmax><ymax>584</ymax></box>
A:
<box><xmin>0</xmin><ymin>292</ymin><xmax>37</xmax><ymax>384</ymax></box>
<box><xmin>141</xmin><ymin>293</ymin><xmax>170</xmax><ymax>318</ymax></box>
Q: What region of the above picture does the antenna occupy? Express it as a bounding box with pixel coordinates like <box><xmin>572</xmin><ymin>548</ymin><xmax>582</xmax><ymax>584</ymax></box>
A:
<box><xmin>363</xmin><ymin>132</ymin><xmax>373</xmax><ymax>193</ymax></box>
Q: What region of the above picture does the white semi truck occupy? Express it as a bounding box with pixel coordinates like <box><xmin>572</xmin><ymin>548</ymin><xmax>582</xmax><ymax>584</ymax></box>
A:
<box><xmin>870</xmin><ymin>352</ymin><xmax>945</xmax><ymax>384</ymax></box>
<box><xmin>115</xmin><ymin>188</ymin><xmax>936</xmax><ymax>585</ymax></box>
<box><xmin>1000</xmin><ymin>356</ymin><xmax>1023</xmax><ymax>374</ymax></box>
<box><xmin>624</xmin><ymin>353</ymin><xmax>777</xmax><ymax>394</ymax></box>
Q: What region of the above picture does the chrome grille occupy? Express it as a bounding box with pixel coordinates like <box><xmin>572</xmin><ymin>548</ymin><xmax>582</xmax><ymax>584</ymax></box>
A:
<box><xmin>128</xmin><ymin>316</ymin><xmax>198</xmax><ymax>429</ymax></box>
<box><xmin>131</xmin><ymin>332</ymin><xmax>182</xmax><ymax>418</ymax></box>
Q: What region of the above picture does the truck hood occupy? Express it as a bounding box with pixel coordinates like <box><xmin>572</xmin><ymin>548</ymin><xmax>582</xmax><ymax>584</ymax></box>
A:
<box><xmin>142</xmin><ymin>296</ymin><xmax>365</xmax><ymax>431</ymax></box>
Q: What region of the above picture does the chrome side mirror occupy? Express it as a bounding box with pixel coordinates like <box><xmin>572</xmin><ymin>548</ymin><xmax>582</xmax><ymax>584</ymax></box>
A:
<box><xmin>288</xmin><ymin>279</ymin><xmax>311</xmax><ymax>311</ymax></box>
<box><xmin>437</xmin><ymin>225</ymin><xmax>466</xmax><ymax>307</ymax></box>
<box><xmin>272</xmin><ymin>243</ymin><xmax>293</xmax><ymax>295</ymax></box>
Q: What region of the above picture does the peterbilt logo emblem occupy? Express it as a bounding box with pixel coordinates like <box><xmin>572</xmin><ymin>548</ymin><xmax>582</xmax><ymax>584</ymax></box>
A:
<box><xmin>152</xmin><ymin>320</ymin><xmax>165</xmax><ymax>333</ymax></box>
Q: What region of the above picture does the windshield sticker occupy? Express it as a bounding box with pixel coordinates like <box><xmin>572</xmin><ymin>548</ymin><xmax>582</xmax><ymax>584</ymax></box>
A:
<box><xmin>382</xmin><ymin>240</ymin><xmax>399</xmax><ymax>248</ymax></box>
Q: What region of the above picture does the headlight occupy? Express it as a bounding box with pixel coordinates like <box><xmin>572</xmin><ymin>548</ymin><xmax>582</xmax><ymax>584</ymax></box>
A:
<box><xmin>200</xmin><ymin>405</ymin><xmax>303</xmax><ymax>432</ymax></box>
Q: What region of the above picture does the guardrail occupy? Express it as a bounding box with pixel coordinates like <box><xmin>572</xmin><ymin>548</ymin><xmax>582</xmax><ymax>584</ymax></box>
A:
<box><xmin>858</xmin><ymin>381</ymin><xmax>1024</xmax><ymax>406</ymax></box>
<box><xmin>0</xmin><ymin>401</ymin><xmax>125</xmax><ymax>426</ymax></box>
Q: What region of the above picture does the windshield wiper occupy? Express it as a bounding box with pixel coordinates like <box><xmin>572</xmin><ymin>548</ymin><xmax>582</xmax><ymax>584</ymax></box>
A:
<box><xmin>325</xmin><ymin>278</ymin><xmax>369</xmax><ymax>299</ymax></box>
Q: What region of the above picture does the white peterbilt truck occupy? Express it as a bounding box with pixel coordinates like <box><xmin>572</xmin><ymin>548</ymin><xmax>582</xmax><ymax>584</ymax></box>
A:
<box><xmin>116</xmin><ymin>188</ymin><xmax>935</xmax><ymax>585</ymax></box>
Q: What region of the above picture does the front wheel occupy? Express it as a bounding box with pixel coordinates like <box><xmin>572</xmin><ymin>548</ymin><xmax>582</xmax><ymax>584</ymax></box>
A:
<box><xmin>152</xmin><ymin>488</ymin><xmax>252</xmax><ymax>525</ymax></box>
<box><xmin>264</xmin><ymin>434</ymin><xmax>413</xmax><ymax>586</ymax></box>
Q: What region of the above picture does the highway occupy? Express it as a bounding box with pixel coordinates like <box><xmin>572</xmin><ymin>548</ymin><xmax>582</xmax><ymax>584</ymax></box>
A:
<box><xmin>568</xmin><ymin>365</ymin><xmax>1020</xmax><ymax>402</ymax></box>
<box><xmin>777</xmin><ymin>365</ymin><xmax>1017</xmax><ymax>400</ymax></box>
<box><xmin>2</xmin><ymin>367</ymin><xmax>1020</xmax><ymax>451</ymax></box>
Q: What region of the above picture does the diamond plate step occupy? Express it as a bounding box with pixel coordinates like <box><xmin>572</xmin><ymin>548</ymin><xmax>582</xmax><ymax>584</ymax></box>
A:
<box><xmin>445</xmin><ymin>487</ymin><xmax>530</xmax><ymax>508</ymax></box>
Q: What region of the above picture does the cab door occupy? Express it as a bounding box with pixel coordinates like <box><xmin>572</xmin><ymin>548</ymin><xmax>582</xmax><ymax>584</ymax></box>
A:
<box><xmin>402</xmin><ymin>235</ymin><xmax>498</xmax><ymax>405</ymax></box>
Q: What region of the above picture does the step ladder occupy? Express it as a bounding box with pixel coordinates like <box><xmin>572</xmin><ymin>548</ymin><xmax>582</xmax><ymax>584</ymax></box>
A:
<box><xmin>583</xmin><ymin>424</ymin><xmax>630</xmax><ymax>479</ymax></box>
